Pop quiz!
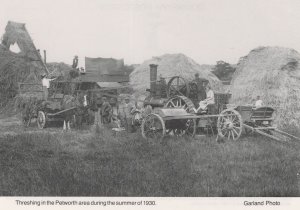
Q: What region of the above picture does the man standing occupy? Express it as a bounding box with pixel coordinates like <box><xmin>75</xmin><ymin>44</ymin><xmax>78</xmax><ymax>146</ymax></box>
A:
<box><xmin>101</xmin><ymin>97</ymin><xmax>112</xmax><ymax>124</ymax></box>
<box><xmin>194</xmin><ymin>73</ymin><xmax>207</xmax><ymax>101</ymax></box>
<box><xmin>41</xmin><ymin>74</ymin><xmax>56</xmax><ymax>99</ymax></box>
<box><xmin>119</xmin><ymin>96</ymin><xmax>135</xmax><ymax>132</ymax></box>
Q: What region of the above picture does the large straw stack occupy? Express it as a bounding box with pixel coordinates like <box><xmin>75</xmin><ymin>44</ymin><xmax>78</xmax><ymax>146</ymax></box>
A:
<box><xmin>230</xmin><ymin>46</ymin><xmax>300</xmax><ymax>131</ymax></box>
<box><xmin>130</xmin><ymin>53</ymin><xmax>222</xmax><ymax>96</ymax></box>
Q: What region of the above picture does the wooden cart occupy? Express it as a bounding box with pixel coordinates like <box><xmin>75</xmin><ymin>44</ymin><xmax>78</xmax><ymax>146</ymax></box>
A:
<box><xmin>141</xmin><ymin>108</ymin><xmax>243</xmax><ymax>141</ymax></box>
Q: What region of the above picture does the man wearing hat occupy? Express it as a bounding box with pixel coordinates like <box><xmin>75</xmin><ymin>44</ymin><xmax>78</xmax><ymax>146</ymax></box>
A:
<box><xmin>100</xmin><ymin>96</ymin><xmax>112</xmax><ymax>124</ymax></box>
<box><xmin>119</xmin><ymin>96</ymin><xmax>136</xmax><ymax>132</ymax></box>
<box><xmin>194</xmin><ymin>73</ymin><xmax>207</xmax><ymax>101</ymax></box>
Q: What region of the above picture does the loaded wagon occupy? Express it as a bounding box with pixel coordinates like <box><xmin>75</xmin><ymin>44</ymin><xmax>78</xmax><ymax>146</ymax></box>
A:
<box><xmin>18</xmin><ymin>81</ymin><xmax>83</xmax><ymax>129</ymax></box>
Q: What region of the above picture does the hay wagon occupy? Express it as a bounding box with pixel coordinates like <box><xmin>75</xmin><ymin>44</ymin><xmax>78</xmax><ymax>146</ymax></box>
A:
<box><xmin>35</xmin><ymin>93</ymin><xmax>78</xmax><ymax>129</ymax></box>
<box><xmin>18</xmin><ymin>81</ymin><xmax>81</xmax><ymax>129</ymax></box>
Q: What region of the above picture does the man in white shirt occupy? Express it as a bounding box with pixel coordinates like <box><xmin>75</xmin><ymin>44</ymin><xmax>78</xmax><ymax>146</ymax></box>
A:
<box><xmin>41</xmin><ymin>74</ymin><xmax>56</xmax><ymax>99</ymax></box>
<box><xmin>193</xmin><ymin>84</ymin><xmax>215</xmax><ymax>113</ymax></box>
<box><xmin>254</xmin><ymin>96</ymin><xmax>263</xmax><ymax>108</ymax></box>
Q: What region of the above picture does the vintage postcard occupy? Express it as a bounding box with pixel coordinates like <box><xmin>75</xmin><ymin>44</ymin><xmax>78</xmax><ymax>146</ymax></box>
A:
<box><xmin>0</xmin><ymin>0</ymin><xmax>299</xmax><ymax>209</ymax></box>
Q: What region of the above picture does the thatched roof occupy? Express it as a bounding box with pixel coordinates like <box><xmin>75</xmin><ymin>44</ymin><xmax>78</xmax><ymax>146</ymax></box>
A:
<box><xmin>1</xmin><ymin>21</ymin><xmax>48</xmax><ymax>74</ymax></box>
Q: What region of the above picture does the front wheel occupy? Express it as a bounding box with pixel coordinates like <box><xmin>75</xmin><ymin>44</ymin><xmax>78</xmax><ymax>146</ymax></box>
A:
<box><xmin>217</xmin><ymin>109</ymin><xmax>243</xmax><ymax>141</ymax></box>
<box><xmin>141</xmin><ymin>113</ymin><xmax>166</xmax><ymax>140</ymax></box>
<box><xmin>37</xmin><ymin>111</ymin><xmax>46</xmax><ymax>129</ymax></box>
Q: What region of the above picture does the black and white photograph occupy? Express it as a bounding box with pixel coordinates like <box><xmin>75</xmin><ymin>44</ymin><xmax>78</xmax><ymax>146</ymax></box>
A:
<box><xmin>0</xmin><ymin>0</ymin><xmax>300</xmax><ymax>209</ymax></box>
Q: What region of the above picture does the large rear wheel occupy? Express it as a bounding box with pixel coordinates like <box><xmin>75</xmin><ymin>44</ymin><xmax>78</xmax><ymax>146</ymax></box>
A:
<box><xmin>164</xmin><ymin>95</ymin><xmax>196</xmax><ymax>113</ymax></box>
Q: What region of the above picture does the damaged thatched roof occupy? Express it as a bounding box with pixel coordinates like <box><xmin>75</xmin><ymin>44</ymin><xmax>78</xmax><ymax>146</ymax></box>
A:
<box><xmin>1</xmin><ymin>21</ymin><xmax>48</xmax><ymax>74</ymax></box>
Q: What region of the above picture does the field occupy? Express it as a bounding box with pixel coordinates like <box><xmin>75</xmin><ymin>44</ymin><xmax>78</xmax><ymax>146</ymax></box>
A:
<box><xmin>0</xmin><ymin>114</ymin><xmax>299</xmax><ymax>196</ymax></box>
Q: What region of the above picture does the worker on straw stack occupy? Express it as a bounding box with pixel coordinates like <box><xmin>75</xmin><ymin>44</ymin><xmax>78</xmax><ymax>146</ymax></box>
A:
<box><xmin>119</xmin><ymin>96</ymin><xmax>136</xmax><ymax>133</ymax></box>
<box><xmin>100</xmin><ymin>96</ymin><xmax>112</xmax><ymax>124</ymax></box>
<box><xmin>193</xmin><ymin>83</ymin><xmax>215</xmax><ymax>113</ymax></box>
<box><xmin>41</xmin><ymin>74</ymin><xmax>56</xmax><ymax>99</ymax></box>
<box><xmin>254</xmin><ymin>96</ymin><xmax>263</xmax><ymax>108</ymax></box>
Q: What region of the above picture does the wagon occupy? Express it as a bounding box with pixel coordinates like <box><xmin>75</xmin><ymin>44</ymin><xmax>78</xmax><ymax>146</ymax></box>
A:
<box><xmin>36</xmin><ymin>97</ymin><xmax>78</xmax><ymax>129</ymax></box>
<box><xmin>141</xmin><ymin>107</ymin><xmax>243</xmax><ymax>140</ymax></box>
<box><xmin>18</xmin><ymin>81</ymin><xmax>81</xmax><ymax>129</ymax></box>
<box><xmin>235</xmin><ymin>105</ymin><xmax>300</xmax><ymax>141</ymax></box>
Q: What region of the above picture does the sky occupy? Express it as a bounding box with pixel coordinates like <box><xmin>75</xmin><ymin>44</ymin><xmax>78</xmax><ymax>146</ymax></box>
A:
<box><xmin>1</xmin><ymin>0</ymin><xmax>300</xmax><ymax>67</ymax></box>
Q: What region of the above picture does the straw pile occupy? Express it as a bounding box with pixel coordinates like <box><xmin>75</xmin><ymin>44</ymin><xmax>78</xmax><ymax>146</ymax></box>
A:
<box><xmin>130</xmin><ymin>53</ymin><xmax>222</xmax><ymax>96</ymax></box>
<box><xmin>46</xmin><ymin>62</ymin><xmax>74</xmax><ymax>80</ymax></box>
<box><xmin>0</xmin><ymin>45</ymin><xmax>29</xmax><ymax>106</ymax></box>
<box><xmin>230</xmin><ymin>46</ymin><xmax>300</xmax><ymax>131</ymax></box>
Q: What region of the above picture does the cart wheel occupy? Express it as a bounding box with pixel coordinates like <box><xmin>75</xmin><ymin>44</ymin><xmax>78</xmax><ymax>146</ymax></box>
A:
<box><xmin>217</xmin><ymin>109</ymin><xmax>242</xmax><ymax>141</ymax></box>
<box><xmin>37</xmin><ymin>111</ymin><xmax>46</xmax><ymax>129</ymax></box>
<box><xmin>141</xmin><ymin>113</ymin><xmax>166</xmax><ymax>140</ymax></box>
<box><xmin>132</xmin><ymin>111</ymin><xmax>143</xmax><ymax>127</ymax></box>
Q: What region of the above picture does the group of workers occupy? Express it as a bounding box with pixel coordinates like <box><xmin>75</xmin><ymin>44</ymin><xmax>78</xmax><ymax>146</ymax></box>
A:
<box><xmin>95</xmin><ymin>95</ymin><xmax>136</xmax><ymax>132</ymax></box>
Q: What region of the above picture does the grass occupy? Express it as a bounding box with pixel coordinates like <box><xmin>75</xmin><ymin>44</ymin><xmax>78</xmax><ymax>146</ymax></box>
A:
<box><xmin>0</xmin><ymin>129</ymin><xmax>299</xmax><ymax>196</ymax></box>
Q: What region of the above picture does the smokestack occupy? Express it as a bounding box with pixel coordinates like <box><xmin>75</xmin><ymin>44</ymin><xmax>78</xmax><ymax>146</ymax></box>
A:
<box><xmin>43</xmin><ymin>50</ymin><xmax>47</xmax><ymax>64</ymax></box>
<box><xmin>149</xmin><ymin>64</ymin><xmax>158</xmax><ymax>94</ymax></box>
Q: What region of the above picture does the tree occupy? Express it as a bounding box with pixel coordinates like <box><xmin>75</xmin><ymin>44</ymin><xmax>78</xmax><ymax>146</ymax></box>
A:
<box><xmin>212</xmin><ymin>60</ymin><xmax>236</xmax><ymax>81</ymax></box>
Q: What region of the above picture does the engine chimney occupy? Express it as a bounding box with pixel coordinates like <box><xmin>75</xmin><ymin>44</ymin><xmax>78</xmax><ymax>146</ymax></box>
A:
<box><xmin>149</xmin><ymin>64</ymin><xmax>158</xmax><ymax>94</ymax></box>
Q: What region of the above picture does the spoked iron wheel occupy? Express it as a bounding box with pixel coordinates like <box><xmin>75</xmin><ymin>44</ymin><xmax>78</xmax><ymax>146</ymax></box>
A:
<box><xmin>217</xmin><ymin>109</ymin><xmax>243</xmax><ymax>141</ymax></box>
<box><xmin>37</xmin><ymin>111</ymin><xmax>46</xmax><ymax>129</ymax></box>
<box><xmin>132</xmin><ymin>110</ymin><xmax>143</xmax><ymax>127</ymax></box>
<box><xmin>164</xmin><ymin>95</ymin><xmax>196</xmax><ymax>113</ymax></box>
<box><xmin>141</xmin><ymin>113</ymin><xmax>166</xmax><ymax>140</ymax></box>
<box><xmin>167</xmin><ymin>76</ymin><xmax>190</xmax><ymax>98</ymax></box>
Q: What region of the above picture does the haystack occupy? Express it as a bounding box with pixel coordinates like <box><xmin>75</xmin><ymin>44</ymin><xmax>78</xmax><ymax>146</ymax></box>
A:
<box><xmin>230</xmin><ymin>46</ymin><xmax>300</xmax><ymax>131</ymax></box>
<box><xmin>0</xmin><ymin>21</ymin><xmax>47</xmax><ymax>108</ymax></box>
<box><xmin>46</xmin><ymin>62</ymin><xmax>74</xmax><ymax>79</ymax></box>
<box><xmin>130</xmin><ymin>53</ymin><xmax>222</xmax><ymax>96</ymax></box>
